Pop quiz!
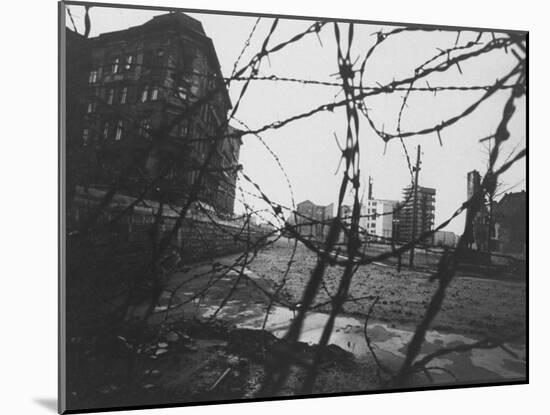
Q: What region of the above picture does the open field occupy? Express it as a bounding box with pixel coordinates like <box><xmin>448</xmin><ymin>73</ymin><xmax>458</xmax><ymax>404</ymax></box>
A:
<box><xmin>66</xmin><ymin>241</ymin><xmax>526</xmax><ymax>408</ymax></box>
<box><xmin>248</xmin><ymin>241</ymin><xmax>526</xmax><ymax>341</ymax></box>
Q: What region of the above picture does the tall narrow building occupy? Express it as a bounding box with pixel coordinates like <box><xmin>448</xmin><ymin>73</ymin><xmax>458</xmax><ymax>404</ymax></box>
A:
<box><xmin>465</xmin><ymin>169</ymin><xmax>489</xmax><ymax>249</ymax></box>
<box><xmin>397</xmin><ymin>185</ymin><xmax>436</xmax><ymax>243</ymax></box>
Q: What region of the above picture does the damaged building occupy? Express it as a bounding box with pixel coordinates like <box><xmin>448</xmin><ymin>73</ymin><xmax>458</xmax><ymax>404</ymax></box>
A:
<box><xmin>290</xmin><ymin>200</ymin><xmax>334</xmax><ymax>241</ymax></box>
<box><xmin>465</xmin><ymin>170</ymin><xmax>526</xmax><ymax>259</ymax></box>
<box><xmin>66</xmin><ymin>12</ymin><xmax>243</xmax><ymax>216</ymax></box>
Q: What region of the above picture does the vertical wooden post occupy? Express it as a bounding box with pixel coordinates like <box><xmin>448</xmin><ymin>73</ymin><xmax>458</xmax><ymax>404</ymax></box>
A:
<box><xmin>409</xmin><ymin>145</ymin><xmax>421</xmax><ymax>267</ymax></box>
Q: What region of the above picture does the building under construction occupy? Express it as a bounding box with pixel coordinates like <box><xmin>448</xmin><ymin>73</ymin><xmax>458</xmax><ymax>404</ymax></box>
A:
<box><xmin>397</xmin><ymin>185</ymin><xmax>436</xmax><ymax>244</ymax></box>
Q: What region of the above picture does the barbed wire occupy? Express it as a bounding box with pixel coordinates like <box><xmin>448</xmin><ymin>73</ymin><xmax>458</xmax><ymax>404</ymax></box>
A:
<box><xmin>65</xmin><ymin>8</ymin><xmax>527</xmax><ymax>402</ymax></box>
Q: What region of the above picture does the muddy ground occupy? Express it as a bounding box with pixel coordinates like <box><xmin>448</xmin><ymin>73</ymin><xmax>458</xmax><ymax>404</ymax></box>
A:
<box><xmin>67</xmin><ymin>318</ymin><xmax>381</xmax><ymax>411</ymax></box>
<box><xmin>247</xmin><ymin>242</ymin><xmax>526</xmax><ymax>340</ymax></box>
<box><xmin>67</xmin><ymin>241</ymin><xmax>526</xmax><ymax>410</ymax></box>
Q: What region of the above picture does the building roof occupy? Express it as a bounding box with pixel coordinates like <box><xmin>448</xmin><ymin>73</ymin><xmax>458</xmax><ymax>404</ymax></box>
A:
<box><xmin>494</xmin><ymin>190</ymin><xmax>526</xmax><ymax>219</ymax></box>
<box><xmin>366</xmin><ymin>198</ymin><xmax>399</xmax><ymax>204</ymax></box>
<box><xmin>402</xmin><ymin>185</ymin><xmax>436</xmax><ymax>194</ymax></box>
<box><xmin>90</xmin><ymin>12</ymin><xmax>206</xmax><ymax>41</ymax></box>
<box><xmin>297</xmin><ymin>200</ymin><xmax>333</xmax><ymax>209</ymax></box>
<box><xmin>82</xmin><ymin>12</ymin><xmax>232</xmax><ymax>109</ymax></box>
<box><xmin>498</xmin><ymin>190</ymin><xmax>526</xmax><ymax>205</ymax></box>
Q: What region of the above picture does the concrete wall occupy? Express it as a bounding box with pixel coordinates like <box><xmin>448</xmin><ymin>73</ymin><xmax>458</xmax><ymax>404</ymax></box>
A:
<box><xmin>69</xmin><ymin>188</ymin><xmax>271</xmax><ymax>265</ymax></box>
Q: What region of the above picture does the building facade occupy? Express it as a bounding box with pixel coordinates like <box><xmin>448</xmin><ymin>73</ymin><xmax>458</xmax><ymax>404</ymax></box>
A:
<box><xmin>336</xmin><ymin>198</ymin><xmax>399</xmax><ymax>244</ymax></box>
<box><xmin>292</xmin><ymin>200</ymin><xmax>334</xmax><ymax>241</ymax></box>
<box><xmin>464</xmin><ymin>170</ymin><xmax>490</xmax><ymax>250</ymax></box>
<box><xmin>66</xmin><ymin>12</ymin><xmax>242</xmax><ymax>215</ymax></box>
<box><xmin>463</xmin><ymin>171</ymin><xmax>526</xmax><ymax>258</ymax></box>
<box><xmin>492</xmin><ymin>191</ymin><xmax>526</xmax><ymax>257</ymax></box>
<box><xmin>433</xmin><ymin>230</ymin><xmax>458</xmax><ymax>248</ymax></box>
<box><xmin>397</xmin><ymin>185</ymin><xmax>436</xmax><ymax>243</ymax></box>
<box><xmin>358</xmin><ymin>199</ymin><xmax>399</xmax><ymax>242</ymax></box>
<box><xmin>339</xmin><ymin>178</ymin><xmax>399</xmax><ymax>243</ymax></box>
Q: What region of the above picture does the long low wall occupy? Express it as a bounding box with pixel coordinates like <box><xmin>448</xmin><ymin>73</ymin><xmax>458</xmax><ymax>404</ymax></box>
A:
<box><xmin>68</xmin><ymin>187</ymin><xmax>272</xmax><ymax>265</ymax></box>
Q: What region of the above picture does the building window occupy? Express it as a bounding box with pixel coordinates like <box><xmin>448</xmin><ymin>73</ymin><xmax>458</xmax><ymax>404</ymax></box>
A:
<box><xmin>107</xmin><ymin>88</ymin><xmax>115</xmax><ymax>105</ymax></box>
<box><xmin>120</xmin><ymin>87</ymin><xmax>128</xmax><ymax>104</ymax></box>
<box><xmin>200</xmin><ymin>104</ymin><xmax>209</xmax><ymax>122</ymax></box>
<box><xmin>124</xmin><ymin>55</ymin><xmax>134</xmax><ymax>70</ymax></box>
<box><xmin>139</xmin><ymin>118</ymin><xmax>152</xmax><ymax>138</ymax></box>
<box><xmin>115</xmin><ymin>120</ymin><xmax>123</xmax><ymax>141</ymax></box>
<box><xmin>208</xmin><ymin>77</ymin><xmax>216</xmax><ymax>91</ymax></box>
<box><xmin>88</xmin><ymin>70</ymin><xmax>98</xmax><ymax>84</ymax></box>
<box><xmin>82</xmin><ymin>128</ymin><xmax>89</xmax><ymax>145</ymax></box>
<box><xmin>141</xmin><ymin>86</ymin><xmax>149</xmax><ymax>102</ymax></box>
<box><xmin>112</xmin><ymin>57</ymin><xmax>120</xmax><ymax>74</ymax></box>
<box><xmin>145</xmin><ymin>49</ymin><xmax>164</xmax><ymax>76</ymax></box>
<box><xmin>86</xmin><ymin>101</ymin><xmax>96</xmax><ymax>114</ymax></box>
<box><xmin>102</xmin><ymin>122</ymin><xmax>110</xmax><ymax>139</ymax></box>
<box><xmin>151</xmin><ymin>87</ymin><xmax>159</xmax><ymax>100</ymax></box>
<box><xmin>178</xmin><ymin>123</ymin><xmax>188</xmax><ymax>137</ymax></box>
<box><xmin>177</xmin><ymin>86</ymin><xmax>187</xmax><ymax>100</ymax></box>
<box><xmin>168</xmin><ymin>169</ymin><xmax>176</xmax><ymax>181</ymax></box>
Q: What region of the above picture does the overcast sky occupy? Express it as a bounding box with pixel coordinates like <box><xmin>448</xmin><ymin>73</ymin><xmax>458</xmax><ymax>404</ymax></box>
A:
<box><xmin>64</xmin><ymin>4</ymin><xmax>526</xmax><ymax>234</ymax></box>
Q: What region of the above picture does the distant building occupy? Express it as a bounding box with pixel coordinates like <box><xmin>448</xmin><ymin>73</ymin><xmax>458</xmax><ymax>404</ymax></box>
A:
<box><xmin>397</xmin><ymin>185</ymin><xmax>436</xmax><ymax>244</ymax></box>
<box><xmin>292</xmin><ymin>200</ymin><xmax>334</xmax><ymax>241</ymax></box>
<box><xmin>338</xmin><ymin>177</ymin><xmax>399</xmax><ymax>244</ymax></box>
<box><xmin>358</xmin><ymin>199</ymin><xmax>399</xmax><ymax>242</ymax></box>
<box><xmin>491</xmin><ymin>191</ymin><xmax>526</xmax><ymax>258</ymax></box>
<box><xmin>66</xmin><ymin>12</ymin><xmax>242</xmax><ymax>215</ymax></box>
<box><xmin>464</xmin><ymin>170</ymin><xmax>490</xmax><ymax>250</ymax></box>
<box><xmin>465</xmin><ymin>171</ymin><xmax>526</xmax><ymax>258</ymax></box>
<box><xmin>467</xmin><ymin>170</ymin><xmax>482</xmax><ymax>200</ymax></box>
<box><xmin>433</xmin><ymin>230</ymin><xmax>457</xmax><ymax>248</ymax></box>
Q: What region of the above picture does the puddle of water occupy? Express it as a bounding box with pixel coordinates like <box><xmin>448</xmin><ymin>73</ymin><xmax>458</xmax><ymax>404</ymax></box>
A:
<box><xmin>187</xmin><ymin>266</ymin><xmax>526</xmax><ymax>385</ymax></box>
<box><xmin>220</xmin><ymin>305</ymin><xmax>526</xmax><ymax>383</ymax></box>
